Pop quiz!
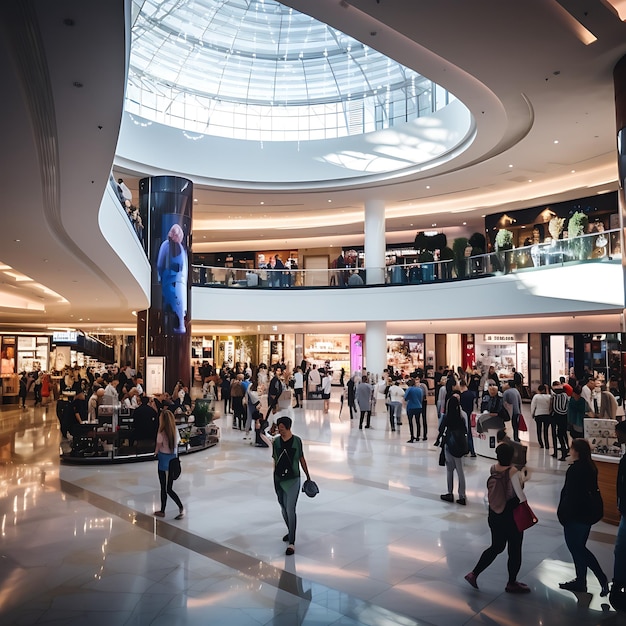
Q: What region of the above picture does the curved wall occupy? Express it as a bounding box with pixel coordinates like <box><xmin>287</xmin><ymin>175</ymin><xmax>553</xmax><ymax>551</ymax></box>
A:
<box><xmin>115</xmin><ymin>99</ymin><xmax>473</xmax><ymax>188</ymax></box>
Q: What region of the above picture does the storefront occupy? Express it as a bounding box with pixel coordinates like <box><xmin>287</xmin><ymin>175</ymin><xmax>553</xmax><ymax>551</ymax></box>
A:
<box><xmin>387</xmin><ymin>334</ymin><xmax>425</xmax><ymax>375</ymax></box>
<box><xmin>1</xmin><ymin>334</ymin><xmax>50</xmax><ymax>404</ymax></box>
<box><xmin>474</xmin><ymin>333</ymin><xmax>528</xmax><ymax>384</ymax></box>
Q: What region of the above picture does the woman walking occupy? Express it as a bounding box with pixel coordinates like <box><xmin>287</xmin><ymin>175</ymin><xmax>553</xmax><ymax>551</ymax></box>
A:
<box><xmin>557</xmin><ymin>438</ymin><xmax>608</xmax><ymax>594</ymax></box>
<box><xmin>153</xmin><ymin>409</ymin><xmax>184</xmax><ymax>520</ymax></box>
<box><xmin>437</xmin><ymin>395</ymin><xmax>467</xmax><ymax>505</ymax></box>
<box><xmin>465</xmin><ymin>443</ymin><xmax>531</xmax><ymax>593</ymax></box>
<box><xmin>530</xmin><ymin>383</ymin><xmax>552</xmax><ymax>449</ymax></box>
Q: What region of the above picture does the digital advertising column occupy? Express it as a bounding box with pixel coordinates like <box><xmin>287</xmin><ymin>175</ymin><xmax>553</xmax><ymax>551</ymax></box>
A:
<box><xmin>138</xmin><ymin>175</ymin><xmax>193</xmax><ymax>394</ymax></box>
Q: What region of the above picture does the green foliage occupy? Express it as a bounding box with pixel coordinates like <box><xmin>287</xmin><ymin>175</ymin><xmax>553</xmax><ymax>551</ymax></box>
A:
<box><xmin>193</xmin><ymin>398</ymin><xmax>214</xmax><ymax>426</ymax></box>
<box><xmin>495</xmin><ymin>228</ymin><xmax>514</xmax><ymax>250</ymax></box>
<box><xmin>567</xmin><ymin>211</ymin><xmax>588</xmax><ymax>237</ymax></box>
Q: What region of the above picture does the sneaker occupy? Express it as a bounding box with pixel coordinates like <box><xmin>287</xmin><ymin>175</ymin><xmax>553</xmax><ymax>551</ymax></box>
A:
<box><xmin>407</xmin><ymin>438</ymin><xmax>415</xmax><ymax>443</ymax></box>
<box><xmin>559</xmin><ymin>579</ymin><xmax>587</xmax><ymax>592</ymax></box>
<box><xmin>456</xmin><ymin>497</ymin><xmax>467</xmax><ymax>505</ymax></box>
<box><xmin>440</xmin><ymin>493</ymin><xmax>454</xmax><ymax>502</ymax></box>
<box><xmin>464</xmin><ymin>572</ymin><xmax>479</xmax><ymax>589</ymax></box>
<box><xmin>506</xmin><ymin>581</ymin><xmax>531</xmax><ymax>594</ymax></box>
<box><xmin>286</xmin><ymin>545</ymin><xmax>295</xmax><ymax>555</ymax></box>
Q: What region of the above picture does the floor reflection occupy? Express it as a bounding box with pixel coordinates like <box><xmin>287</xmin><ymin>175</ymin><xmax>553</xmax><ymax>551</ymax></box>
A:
<box><xmin>0</xmin><ymin>397</ymin><xmax>622</xmax><ymax>625</ymax></box>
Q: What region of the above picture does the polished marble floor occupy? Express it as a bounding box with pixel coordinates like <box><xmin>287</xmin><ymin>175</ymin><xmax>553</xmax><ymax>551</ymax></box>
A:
<box><xmin>0</xmin><ymin>392</ymin><xmax>623</xmax><ymax>625</ymax></box>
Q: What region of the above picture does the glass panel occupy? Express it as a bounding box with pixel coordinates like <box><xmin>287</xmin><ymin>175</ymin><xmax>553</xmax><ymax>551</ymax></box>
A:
<box><xmin>127</xmin><ymin>0</ymin><xmax>455</xmax><ymax>141</ymax></box>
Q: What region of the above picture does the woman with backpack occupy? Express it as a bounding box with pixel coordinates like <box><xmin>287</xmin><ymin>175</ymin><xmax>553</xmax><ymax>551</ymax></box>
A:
<box><xmin>465</xmin><ymin>443</ymin><xmax>531</xmax><ymax>593</ymax></box>
<box><xmin>557</xmin><ymin>438</ymin><xmax>608</xmax><ymax>595</ymax></box>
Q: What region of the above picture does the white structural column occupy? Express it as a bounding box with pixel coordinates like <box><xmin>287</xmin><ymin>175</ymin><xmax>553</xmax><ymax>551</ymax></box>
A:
<box><xmin>364</xmin><ymin>199</ymin><xmax>386</xmax><ymax>285</ymax></box>
<box><xmin>365</xmin><ymin>320</ymin><xmax>387</xmax><ymax>379</ymax></box>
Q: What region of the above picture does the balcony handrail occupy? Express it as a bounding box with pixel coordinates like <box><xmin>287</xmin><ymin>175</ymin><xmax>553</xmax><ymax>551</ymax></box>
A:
<box><xmin>191</xmin><ymin>228</ymin><xmax>620</xmax><ymax>289</ymax></box>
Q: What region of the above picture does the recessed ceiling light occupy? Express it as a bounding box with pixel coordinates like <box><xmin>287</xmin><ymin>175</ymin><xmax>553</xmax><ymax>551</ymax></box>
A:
<box><xmin>426</xmin><ymin>185</ymin><xmax>430</xmax><ymax>189</ymax></box>
<box><xmin>462</xmin><ymin>222</ymin><xmax>466</xmax><ymax>225</ymax></box>
<box><xmin>508</xmin><ymin>164</ymin><xmax>513</xmax><ymax>168</ymax></box>
<box><xmin>328</xmin><ymin>199</ymin><xmax>332</xmax><ymax>203</ymax></box>
<box><xmin>528</xmin><ymin>179</ymin><xmax>533</xmax><ymax>183</ymax></box>
<box><xmin>432</xmin><ymin>223</ymin><xmax>437</xmax><ymax>227</ymax></box>
<box><xmin>553</xmin><ymin>140</ymin><xmax>559</xmax><ymax>144</ymax></box>
<box><xmin>571</xmin><ymin>170</ymin><xmax>576</xmax><ymax>173</ymax></box>
<box><xmin>14</xmin><ymin>239</ymin><xmax>20</xmax><ymax>242</ymax></box>
<box><xmin>260</xmin><ymin>201</ymin><xmax>264</xmax><ymax>205</ymax></box>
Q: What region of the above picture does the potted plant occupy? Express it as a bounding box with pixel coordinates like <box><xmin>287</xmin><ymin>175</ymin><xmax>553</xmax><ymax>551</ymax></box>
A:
<box><xmin>495</xmin><ymin>228</ymin><xmax>514</xmax><ymax>273</ymax></box>
<box><xmin>440</xmin><ymin>246</ymin><xmax>455</xmax><ymax>280</ymax></box>
<box><xmin>495</xmin><ymin>228</ymin><xmax>514</xmax><ymax>251</ymax></box>
<box><xmin>567</xmin><ymin>211</ymin><xmax>590</xmax><ymax>260</ymax></box>
<box><xmin>418</xmin><ymin>250</ymin><xmax>435</xmax><ymax>282</ymax></box>
<box><xmin>192</xmin><ymin>397</ymin><xmax>215</xmax><ymax>427</ymax></box>
<box><xmin>468</xmin><ymin>232</ymin><xmax>486</xmax><ymax>274</ymax></box>
<box><xmin>452</xmin><ymin>237</ymin><xmax>469</xmax><ymax>278</ymax></box>
<box><xmin>548</xmin><ymin>216</ymin><xmax>565</xmax><ymax>240</ymax></box>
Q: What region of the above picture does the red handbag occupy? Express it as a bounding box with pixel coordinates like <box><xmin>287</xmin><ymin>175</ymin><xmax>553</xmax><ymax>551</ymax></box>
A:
<box><xmin>513</xmin><ymin>500</ymin><xmax>538</xmax><ymax>532</ymax></box>
<box><xmin>517</xmin><ymin>414</ymin><xmax>528</xmax><ymax>432</ymax></box>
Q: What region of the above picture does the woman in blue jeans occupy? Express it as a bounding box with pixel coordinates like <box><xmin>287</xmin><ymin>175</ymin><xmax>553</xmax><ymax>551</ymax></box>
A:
<box><xmin>557</xmin><ymin>438</ymin><xmax>608</xmax><ymax>594</ymax></box>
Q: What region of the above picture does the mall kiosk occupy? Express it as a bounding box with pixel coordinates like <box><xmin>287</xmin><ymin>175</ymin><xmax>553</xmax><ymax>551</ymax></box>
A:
<box><xmin>60</xmin><ymin>399</ymin><xmax>220</xmax><ymax>464</ymax></box>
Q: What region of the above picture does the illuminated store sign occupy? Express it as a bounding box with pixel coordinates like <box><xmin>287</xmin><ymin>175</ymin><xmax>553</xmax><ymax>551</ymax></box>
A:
<box><xmin>483</xmin><ymin>334</ymin><xmax>516</xmax><ymax>343</ymax></box>
<box><xmin>52</xmin><ymin>331</ymin><xmax>78</xmax><ymax>343</ymax></box>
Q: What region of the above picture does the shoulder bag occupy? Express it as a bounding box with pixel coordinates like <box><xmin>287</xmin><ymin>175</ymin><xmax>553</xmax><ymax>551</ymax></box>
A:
<box><xmin>513</xmin><ymin>500</ymin><xmax>538</xmax><ymax>532</ymax></box>
<box><xmin>169</xmin><ymin>456</ymin><xmax>182</xmax><ymax>480</ymax></box>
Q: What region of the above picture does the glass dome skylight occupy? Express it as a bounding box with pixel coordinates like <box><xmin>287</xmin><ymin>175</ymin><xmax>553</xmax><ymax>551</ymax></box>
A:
<box><xmin>126</xmin><ymin>0</ymin><xmax>454</xmax><ymax>141</ymax></box>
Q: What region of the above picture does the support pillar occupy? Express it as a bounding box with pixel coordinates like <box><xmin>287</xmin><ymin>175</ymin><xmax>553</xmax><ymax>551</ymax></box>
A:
<box><xmin>138</xmin><ymin>176</ymin><xmax>193</xmax><ymax>394</ymax></box>
<box><xmin>365</xmin><ymin>320</ymin><xmax>387</xmax><ymax>379</ymax></box>
<box><xmin>613</xmin><ymin>55</ymin><xmax>626</xmax><ymax>343</ymax></box>
<box><xmin>364</xmin><ymin>199</ymin><xmax>386</xmax><ymax>285</ymax></box>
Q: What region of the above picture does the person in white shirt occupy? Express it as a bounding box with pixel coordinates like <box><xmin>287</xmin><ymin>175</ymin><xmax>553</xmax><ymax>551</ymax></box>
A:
<box><xmin>102</xmin><ymin>378</ymin><xmax>120</xmax><ymax>405</ymax></box>
<box><xmin>122</xmin><ymin>387</ymin><xmax>140</xmax><ymax>410</ymax></box>
<box><xmin>293</xmin><ymin>366</ymin><xmax>304</xmax><ymax>408</ymax></box>
<box><xmin>87</xmin><ymin>388</ymin><xmax>105</xmax><ymax>422</ymax></box>
<box><xmin>307</xmin><ymin>364</ymin><xmax>321</xmax><ymax>397</ymax></box>
<box><xmin>387</xmin><ymin>380</ymin><xmax>405</xmax><ymax>430</ymax></box>
<box><xmin>530</xmin><ymin>384</ymin><xmax>552</xmax><ymax>449</ymax></box>
<box><xmin>580</xmin><ymin>378</ymin><xmax>599</xmax><ymax>417</ymax></box>
<box><xmin>321</xmin><ymin>372</ymin><xmax>332</xmax><ymax>413</ymax></box>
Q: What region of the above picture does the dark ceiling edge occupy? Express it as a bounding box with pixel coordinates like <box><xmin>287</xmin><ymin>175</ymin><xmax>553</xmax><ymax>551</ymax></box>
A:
<box><xmin>4</xmin><ymin>0</ymin><xmax>131</xmax><ymax>310</ymax></box>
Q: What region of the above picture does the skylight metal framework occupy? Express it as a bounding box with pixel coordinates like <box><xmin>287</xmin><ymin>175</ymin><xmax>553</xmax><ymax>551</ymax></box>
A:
<box><xmin>126</xmin><ymin>0</ymin><xmax>455</xmax><ymax>141</ymax></box>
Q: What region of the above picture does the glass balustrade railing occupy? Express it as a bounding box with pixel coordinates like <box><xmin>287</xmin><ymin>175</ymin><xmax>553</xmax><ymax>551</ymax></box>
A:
<box><xmin>192</xmin><ymin>229</ymin><xmax>621</xmax><ymax>289</ymax></box>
